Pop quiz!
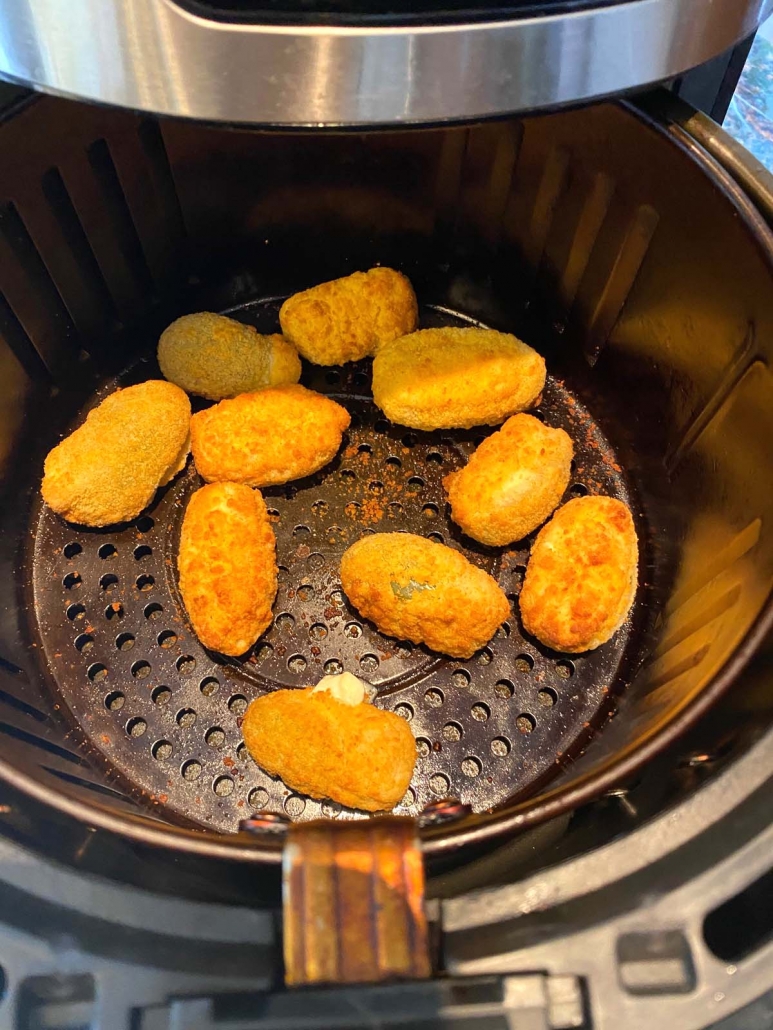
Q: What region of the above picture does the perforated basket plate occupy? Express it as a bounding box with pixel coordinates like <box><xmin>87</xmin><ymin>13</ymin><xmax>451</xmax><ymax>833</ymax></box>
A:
<box><xmin>31</xmin><ymin>302</ymin><xmax>642</xmax><ymax>832</ymax></box>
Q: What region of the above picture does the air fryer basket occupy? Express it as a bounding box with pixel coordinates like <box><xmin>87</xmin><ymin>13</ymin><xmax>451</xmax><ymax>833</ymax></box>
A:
<box><xmin>31</xmin><ymin>309</ymin><xmax>647</xmax><ymax>834</ymax></box>
<box><xmin>0</xmin><ymin>94</ymin><xmax>771</xmax><ymax>869</ymax></box>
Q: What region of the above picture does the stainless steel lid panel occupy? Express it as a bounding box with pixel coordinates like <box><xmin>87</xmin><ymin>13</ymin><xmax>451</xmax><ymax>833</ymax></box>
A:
<box><xmin>0</xmin><ymin>0</ymin><xmax>770</xmax><ymax>125</ymax></box>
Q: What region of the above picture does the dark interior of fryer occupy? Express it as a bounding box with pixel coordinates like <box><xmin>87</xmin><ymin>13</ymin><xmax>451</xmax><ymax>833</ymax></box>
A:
<box><xmin>0</xmin><ymin>94</ymin><xmax>771</xmax><ymax>889</ymax></box>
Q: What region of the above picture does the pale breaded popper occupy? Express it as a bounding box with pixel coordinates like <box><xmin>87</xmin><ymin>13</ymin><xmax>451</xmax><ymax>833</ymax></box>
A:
<box><xmin>158</xmin><ymin>312</ymin><xmax>300</xmax><ymax>400</ymax></box>
<box><xmin>178</xmin><ymin>483</ymin><xmax>277</xmax><ymax>656</ymax></box>
<box><xmin>444</xmin><ymin>414</ymin><xmax>573</xmax><ymax>546</ymax></box>
<box><xmin>340</xmin><ymin>532</ymin><xmax>509</xmax><ymax>659</ymax></box>
<box><xmin>372</xmin><ymin>327</ymin><xmax>546</xmax><ymax>430</ymax></box>
<box><xmin>279</xmin><ymin>267</ymin><xmax>418</xmax><ymax>365</ymax></box>
<box><xmin>190</xmin><ymin>384</ymin><xmax>350</xmax><ymax>487</ymax></box>
<box><xmin>42</xmin><ymin>380</ymin><xmax>190</xmax><ymax>527</ymax></box>
<box><xmin>242</xmin><ymin>673</ymin><xmax>415</xmax><ymax>812</ymax></box>
<box><xmin>520</xmin><ymin>496</ymin><xmax>638</xmax><ymax>653</ymax></box>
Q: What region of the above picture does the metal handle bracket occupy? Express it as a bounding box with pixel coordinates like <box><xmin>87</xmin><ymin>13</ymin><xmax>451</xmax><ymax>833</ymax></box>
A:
<box><xmin>283</xmin><ymin>817</ymin><xmax>431</xmax><ymax>986</ymax></box>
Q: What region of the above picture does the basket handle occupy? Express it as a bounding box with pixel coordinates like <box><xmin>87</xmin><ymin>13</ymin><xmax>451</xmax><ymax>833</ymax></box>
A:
<box><xmin>283</xmin><ymin>816</ymin><xmax>431</xmax><ymax>985</ymax></box>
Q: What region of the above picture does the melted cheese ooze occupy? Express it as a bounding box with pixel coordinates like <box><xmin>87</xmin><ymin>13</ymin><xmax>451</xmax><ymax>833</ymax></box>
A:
<box><xmin>311</xmin><ymin>671</ymin><xmax>367</xmax><ymax>706</ymax></box>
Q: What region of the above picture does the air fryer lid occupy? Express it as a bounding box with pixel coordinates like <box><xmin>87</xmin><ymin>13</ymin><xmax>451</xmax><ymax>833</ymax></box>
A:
<box><xmin>0</xmin><ymin>0</ymin><xmax>769</xmax><ymax>125</ymax></box>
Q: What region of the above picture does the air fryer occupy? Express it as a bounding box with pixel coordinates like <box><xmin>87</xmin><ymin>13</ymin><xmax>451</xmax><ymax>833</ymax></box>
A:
<box><xmin>0</xmin><ymin>82</ymin><xmax>770</xmax><ymax>996</ymax></box>
<box><xmin>0</xmin><ymin>0</ymin><xmax>771</xmax><ymax>1018</ymax></box>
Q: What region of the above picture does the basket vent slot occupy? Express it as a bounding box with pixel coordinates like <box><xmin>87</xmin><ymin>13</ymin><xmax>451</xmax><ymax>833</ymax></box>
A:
<box><xmin>0</xmin><ymin>202</ymin><xmax>78</xmax><ymax>375</ymax></box>
<box><xmin>138</xmin><ymin>119</ymin><xmax>187</xmax><ymax>253</ymax></box>
<box><xmin>0</xmin><ymin>291</ymin><xmax>50</xmax><ymax>382</ymax></box>
<box><xmin>0</xmin><ymin>687</ymin><xmax>48</xmax><ymax>725</ymax></box>
<box><xmin>583</xmin><ymin>202</ymin><xmax>659</xmax><ymax>364</ymax></box>
<box><xmin>0</xmin><ymin>721</ymin><xmax>88</xmax><ymax>768</ymax></box>
<box><xmin>41</xmin><ymin>765</ymin><xmax>131</xmax><ymax>803</ymax></box>
<box><xmin>86</xmin><ymin>138</ymin><xmax>155</xmax><ymax>303</ymax></box>
<box><xmin>40</xmin><ymin>166</ymin><xmax>118</xmax><ymax>333</ymax></box>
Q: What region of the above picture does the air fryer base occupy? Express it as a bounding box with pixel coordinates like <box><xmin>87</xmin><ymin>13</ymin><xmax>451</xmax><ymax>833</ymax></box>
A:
<box><xmin>0</xmin><ymin>684</ymin><xmax>771</xmax><ymax>1029</ymax></box>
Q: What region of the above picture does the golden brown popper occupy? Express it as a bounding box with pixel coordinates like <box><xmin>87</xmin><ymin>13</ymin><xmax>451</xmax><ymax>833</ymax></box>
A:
<box><xmin>519</xmin><ymin>495</ymin><xmax>638</xmax><ymax>653</ymax></box>
<box><xmin>372</xmin><ymin>326</ymin><xmax>546</xmax><ymax>430</ymax></box>
<box><xmin>242</xmin><ymin>673</ymin><xmax>416</xmax><ymax>812</ymax></box>
<box><xmin>279</xmin><ymin>267</ymin><xmax>418</xmax><ymax>365</ymax></box>
<box><xmin>158</xmin><ymin>311</ymin><xmax>301</xmax><ymax>400</ymax></box>
<box><xmin>178</xmin><ymin>482</ymin><xmax>278</xmax><ymax>656</ymax></box>
<box><xmin>340</xmin><ymin>532</ymin><xmax>509</xmax><ymax>659</ymax></box>
<box><xmin>41</xmin><ymin>380</ymin><xmax>191</xmax><ymax>527</ymax></box>
<box><xmin>190</xmin><ymin>383</ymin><xmax>351</xmax><ymax>487</ymax></box>
<box><xmin>444</xmin><ymin>414</ymin><xmax>573</xmax><ymax>546</ymax></box>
